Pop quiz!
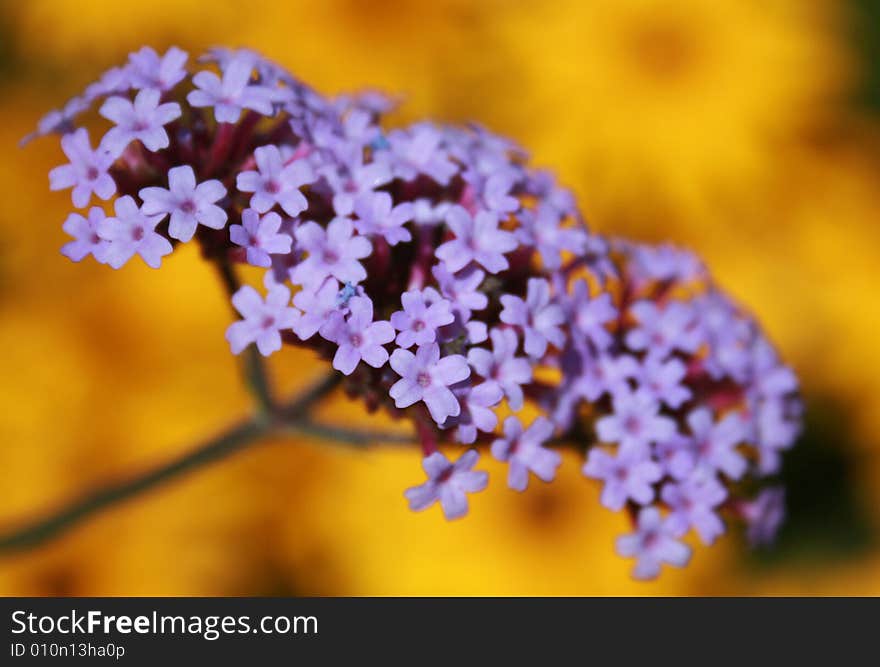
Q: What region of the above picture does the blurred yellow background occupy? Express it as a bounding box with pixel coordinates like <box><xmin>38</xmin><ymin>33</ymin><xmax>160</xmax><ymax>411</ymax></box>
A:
<box><xmin>1</xmin><ymin>0</ymin><xmax>879</xmax><ymax>595</ymax></box>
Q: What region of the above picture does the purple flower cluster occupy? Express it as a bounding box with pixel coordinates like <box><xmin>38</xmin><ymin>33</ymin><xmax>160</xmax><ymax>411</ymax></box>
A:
<box><xmin>35</xmin><ymin>46</ymin><xmax>802</xmax><ymax>580</ymax></box>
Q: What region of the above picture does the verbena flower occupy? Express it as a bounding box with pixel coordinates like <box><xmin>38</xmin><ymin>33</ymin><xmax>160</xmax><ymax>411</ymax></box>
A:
<box><xmin>48</xmin><ymin>128</ymin><xmax>116</xmax><ymax>208</ymax></box>
<box><xmin>390</xmin><ymin>289</ymin><xmax>455</xmax><ymax>349</ymax></box>
<box><xmin>99</xmin><ymin>88</ymin><xmax>181</xmax><ymax>155</ymax></box>
<box><xmin>226</xmin><ymin>277</ymin><xmax>300</xmax><ymax>356</ymax></box>
<box><xmin>320</xmin><ymin>295</ymin><xmax>395</xmax><ymax>375</ymax></box>
<box><xmin>491</xmin><ymin>416</ymin><xmax>561</xmax><ymax>491</ymax></box>
<box><xmin>98</xmin><ymin>195</ymin><xmax>172</xmax><ymax>269</ymax></box>
<box><xmin>389</xmin><ymin>343</ymin><xmax>470</xmax><ymax>424</ymax></box>
<box><xmin>229</xmin><ymin>209</ymin><xmax>292</xmax><ymax>268</ymax></box>
<box><xmin>236</xmin><ymin>145</ymin><xmax>315</xmax><ymax>217</ymax></box>
<box><xmin>404</xmin><ymin>450</ymin><xmax>488</xmax><ymax>520</ymax></box>
<box><xmin>616</xmin><ymin>507</ymin><xmax>691</xmax><ymax>580</ymax></box>
<box><xmin>139</xmin><ymin>166</ymin><xmax>227</xmax><ymax>242</ymax></box>
<box><xmin>33</xmin><ymin>46</ymin><xmax>803</xmax><ymax>579</ymax></box>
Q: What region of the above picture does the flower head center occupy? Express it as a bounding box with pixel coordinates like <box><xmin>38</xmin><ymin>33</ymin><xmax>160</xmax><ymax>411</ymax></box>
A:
<box><xmin>416</xmin><ymin>371</ymin><xmax>432</xmax><ymax>388</ymax></box>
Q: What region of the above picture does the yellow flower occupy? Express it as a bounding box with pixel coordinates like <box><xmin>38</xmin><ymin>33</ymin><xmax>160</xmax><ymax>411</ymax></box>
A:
<box><xmin>484</xmin><ymin>0</ymin><xmax>853</xmax><ymax>227</ymax></box>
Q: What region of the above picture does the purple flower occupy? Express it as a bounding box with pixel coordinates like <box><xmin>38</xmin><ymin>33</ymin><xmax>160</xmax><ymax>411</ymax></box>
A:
<box><xmin>225</xmin><ymin>278</ymin><xmax>300</xmax><ymax>356</ymax></box>
<box><xmin>449</xmin><ymin>382</ymin><xmax>503</xmax><ymax>445</ymax></box>
<box><xmin>661</xmin><ymin>476</ymin><xmax>727</xmax><ymax>545</ymax></box>
<box><xmin>479</xmin><ymin>170</ymin><xmax>519</xmax><ymax>214</ymax></box>
<box><xmin>292</xmin><ymin>278</ymin><xmax>340</xmax><ymax>340</ymax></box>
<box><xmin>320</xmin><ymin>295</ymin><xmax>394</xmax><ymax>375</ymax></box>
<box><xmin>404</xmin><ymin>450</ymin><xmax>488</xmax><ymax>521</ymax></box>
<box><xmin>187</xmin><ymin>54</ymin><xmax>275</xmax><ymax>123</ymax></box>
<box><xmin>655</xmin><ymin>434</ymin><xmax>697</xmax><ymax>481</ymax></box>
<box><xmin>126</xmin><ymin>46</ymin><xmax>188</xmax><ymax>92</ymax></box>
<box><xmin>352</xmin><ymin>191</ymin><xmax>414</xmax><ymax>246</ymax></box>
<box><xmin>236</xmin><ymin>145</ymin><xmax>315</xmax><ymax>217</ymax></box>
<box><xmin>390</xmin><ymin>289</ymin><xmax>455</xmax><ymax>349</ymax></box>
<box><xmin>499</xmin><ymin>278</ymin><xmax>565</xmax><ymax>358</ymax></box>
<box><xmin>139</xmin><ymin>165</ymin><xmax>227</xmax><ymax>242</ymax></box>
<box><xmin>330</xmin><ymin>158</ymin><xmax>392</xmax><ymax>216</ymax></box>
<box><xmin>389</xmin><ymin>343</ymin><xmax>470</xmax><ymax>424</ymax></box>
<box><xmin>492</xmin><ymin>416</ymin><xmax>561</xmax><ymax>491</ymax></box>
<box><xmin>583</xmin><ymin>447</ymin><xmax>662</xmax><ymax>510</ymax></box>
<box><xmin>229</xmin><ymin>209</ymin><xmax>292</xmax><ymax>268</ymax></box>
<box><xmin>625</xmin><ymin>300</ymin><xmax>702</xmax><ymax>359</ymax></box>
<box><xmin>638</xmin><ymin>356</ymin><xmax>692</xmax><ymax>409</ymax></box>
<box><xmin>61</xmin><ymin>207</ymin><xmax>109</xmax><ymax>263</ymax></box>
<box><xmin>99</xmin><ymin>88</ymin><xmax>181</xmax><ymax>155</ymax></box>
<box><xmin>616</xmin><ymin>507</ymin><xmax>692</xmax><ymax>580</ymax></box>
<box><xmin>686</xmin><ymin>407</ymin><xmax>749</xmax><ymax>480</ymax></box>
<box><xmin>291</xmin><ymin>217</ymin><xmax>372</xmax><ymax>289</ymax></box>
<box><xmin>467</xmin><ymin>327</ymin><xmax>532</xmax><ymax>410</ymax></box>
<box><xmin>436</xmin><ymin>205</ymin><xmax>518</xmax><ymax>274</ymax></box>
<box><xmin>753</xmin><ymin>397</ymin><xmax>799</xmax><ymax>475</ymax></box>
<box><xmin>571</xmin><ymin>281</ymin><xmax>617</xmax><ymax>350</ymax></box>
<box><xmin>432</xmin><ymin>264</ymin><xmax>487</xmax><ymax>320</ymax></box>
<box><xmin>96</xmin><ymin>195</ymin><xmax>172</xmax><ymax>269</ymax></box>
<box><xmin>48</xmin><ymin>128</ymin><xmax>116</xmax><ymax>208</ymax></box>
<box><xmin>388</xmin><ymin>123</ymin><xmax>458</xmax><ymax>185</ymax></box>
<box><xmin>742</xmin><ymin>487</ymin><xmax>786</xmax><ymax>547</ymax></box>
<box><xmin>518</xmin><ymin>205</ymin><xmax>587</xmax><ymax>270</ymax></box>
<box><xmin>595</xmin><ymin>387</ymin><xmax>677</xmax><ymax>455</ymax></box>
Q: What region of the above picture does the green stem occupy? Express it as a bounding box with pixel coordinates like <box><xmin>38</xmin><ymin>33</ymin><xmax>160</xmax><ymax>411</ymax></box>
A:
<box><xmin>0</xmin><ymin>419</ymin><xmax>267</xmax><ymax>554</ymax></box>
<box><xmin>0</xmin><ymin>374</ymin><xmax>413</xmax><ymax>556</ymax></box>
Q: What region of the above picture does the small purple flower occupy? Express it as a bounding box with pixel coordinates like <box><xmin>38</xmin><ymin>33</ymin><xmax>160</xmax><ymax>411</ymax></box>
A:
<box><xmin>187</xmin><ymin>54</ymin><xmax>275</xmax><ymax>123</ymax></box>
<box><xmin>436</xmin><ymin>205</ymin><xmax>518</xmax><ymax>274</ymax></box>
<box><xmin>61</xmin><ymin>207</ymin><xmax>109</xmax><ymax>263</ymax></box>
<box><xmin>320</xmin><ymin>295</ymin><xmax>394</xmax><ymax>375</ymax></box>
<box><xmin>330</xmin><ymin>158</ymin><xmax>392</xmax><ymax>216</ymax></box>
<box><xmin>570</xmin><ymin>280</ymin><xmax>617</xmax><ymax>350</ymax></box>
<box><xmin>291</xmin><ymin>217</ymin><xmax>372</xmax><ymax>289</ymax></box>
<box><xmin>595</xmin><ymin>387</ymin><xmax>677</xmax><ymax>455</ymax></box>
<box><xmin>742</xmin><ymin>487</ymin><xmax>786</xmax><ymax>547</ymax></box>
<box><xmin>390</xmin><ymin>289</ymin><xmax>455</xmax><ymax>349</ymax></box>
<box><xmin>616</xmin><ymin>507</ymin><xmax>692</xmax><ymax>580</ymax></box>
<box><xmin>499</xmin><ymin>278</ymin><xmax>566</xmax><ymax>358</ymax></box>
<box><xmin>638</xmin><ymin>356</ymin><xmax>692</xmax><ymax>409</ymax></box>
<box><xmin>625</xmin><ymin>300</ymin><xmax>702</xmax><ymax>359</ymax></box>
<box><xmin>404</xmin><ymin>450</ymin><xmax>488</xmax><ymax>521</ymax></box>
<box><xmin>225</xmin><ymin>278</ymin><xmax>300</xmax><ymax>356</ymax></box>
<box><xmin>661</xmin><ymin>476</ymin><xmax>727</xmax><ymax>545</ymax></box>
<box><xmin>449</xmin><ymin>382</ymin><xmax>503</xmax><ymax>445</ymax></box>
<box><xmin>583</xmin><ymin>447</ymin><xmax>662</xmax><ymax>510</ymax></box>
<box><xmin>97</xmin><ymin>195</ymin><xmax>172</xmax><ymax>269</ymax></box>
<box><xmin>432</xmin><ymin>264</ymin><xmax>487</xmax><ymax>320</ymax></box>
<box><xmin>655</xmin><ymin>434</ymin><xmax>697</xmax><ymax>481</ymax></box>
<box><xmin>126</xmin><ymin>46</ymin><xmax>188</xmax><ymax>92</ymax></box>
<box><xmin>229</xmin><ymin>209</ymin><xmax>292</xmax><ymax>268</ymax></box>
<box><xmin>686</xmin><ymin>407</ymin><xmax>749</xmax><ymax>480</ymax></box>
<box><xmin>139</xmin><ymin>165</ymin><xmax>227</xmax><ymax>242</ymax></box>
<box><xmin>388</xmin><ymin>123</ymin><xmax>458</xmax><ymax>185</ymax></box>
<box><xmin>389</xmin><ymin>343</ymin><xmax>470</xmax><ymax>424</ymax></box>
<box><xmin>467</xmin><ymin>327</ymin><xmax>532</xmax><ymax>410</ymax></box>
<box><xmin>492</xmin><ymin>416</ymin><xmax>561</xmax><ymax>491</ymax></box>
<box><xmin>479</xmin><ymin>170</ymin><xmax>519</xmax><ymax>214</ymax></box>
<box><xmin>48</xmin><ymin>128</ymin><xmax>116</xmax><ymax>208</ymax></box>
<box><xmin>99</xmin><ymin>88</ymin><xmax>181</xmax><ymax>155</ymax></box>
<box><xmin>518</xmin><ymin>205</ymin><xmax>587</xmax><ymax>270</ymax></box>
<box><xmin>236</xmin><ymin>145</ymin><xmax>315</xmax><ymax>217</ymax></box>
<box><xmin>352</xmin><ymin>191</ymin><xmax>414</xmax><ymax>246</ymax></box>
<box><xmin>292</xmin><ymin>278</ymin><xmax>340</xmax><ymax>340</ymax></box>
<box><xmin>753</xmin><ymin>397</ymin><xmax>799</xmax><ymax>475</ymax></box>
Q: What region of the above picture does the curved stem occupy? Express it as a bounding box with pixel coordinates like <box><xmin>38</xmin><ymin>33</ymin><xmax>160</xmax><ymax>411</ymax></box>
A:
<box><xmin>0</xmin><ymin>373</ymin><xmax>413</xmax><ymax>556</ymax></box>
<box><xmin>0</xmin><ymin>419</ymin><xmax>267</xmax><ymax>554</ymax></box>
